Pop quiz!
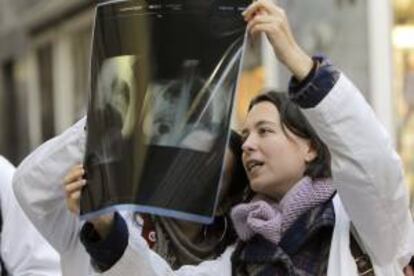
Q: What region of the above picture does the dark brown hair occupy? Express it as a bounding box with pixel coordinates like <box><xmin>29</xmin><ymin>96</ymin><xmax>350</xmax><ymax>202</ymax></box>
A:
<box><xmin>248</xmin><ymin>91</ymin><xmax>331</xmax><ymax>179</ymax></box>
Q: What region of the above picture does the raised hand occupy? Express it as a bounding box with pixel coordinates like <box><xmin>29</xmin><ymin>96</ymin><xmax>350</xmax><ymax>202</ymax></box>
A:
<box><xmin>242</xmin><ymin>0</ymin><xmax>313</xmax><ymax>81</ymax></box>
<box><xmin>63</xmin><ymin>164</ymin><xmax>86</xmax><ymax>214</ymax></box>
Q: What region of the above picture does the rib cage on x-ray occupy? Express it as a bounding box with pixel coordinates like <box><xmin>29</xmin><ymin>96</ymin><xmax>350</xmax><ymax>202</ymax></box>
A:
<box><xmin>81</xmin><ymin>0</ymin><xmax>249</xmax><ymax>223</ymax></box>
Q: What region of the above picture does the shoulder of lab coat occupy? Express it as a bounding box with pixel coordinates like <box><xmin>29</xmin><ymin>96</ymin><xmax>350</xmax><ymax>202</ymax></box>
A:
<box><xmin>11</xmin><ymin>117</ymin><xmax>92</xmax><ymax>275</ymax></box>
<box><xmin>11</xmin><ymin>118</ymin><xmax>148</xmax><ymax>275</ymax></box>
<box><xmin>301</xmin><ymin>73</ymin><xmax>414</xmax><ymax>271</ymax></box>
<box><xmin>0</xmin><ymin>156</ymin><xmax>61</xmax><ymax>275</ymax></box>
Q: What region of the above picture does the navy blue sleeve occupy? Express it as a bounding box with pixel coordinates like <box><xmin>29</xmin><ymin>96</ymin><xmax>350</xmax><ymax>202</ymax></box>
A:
<box><xmin>80</xmin><ymin>212</ymin><xmax>129</xmax><ymax>272</ymax></box>
<box><xmin>289</xmin><ymin>55</ymin><xmax>340</xmax><ymax>108</ymax></box>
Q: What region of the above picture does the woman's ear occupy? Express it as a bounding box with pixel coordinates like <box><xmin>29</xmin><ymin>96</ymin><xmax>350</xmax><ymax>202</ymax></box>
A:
<box><xmin>304</xmin><ymin>141</ymin><xmax>317</xmax><ymax>162</ymax></box>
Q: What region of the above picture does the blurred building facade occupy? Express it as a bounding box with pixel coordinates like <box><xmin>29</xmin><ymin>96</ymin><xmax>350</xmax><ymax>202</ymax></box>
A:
<box><xmin>0</xmin><ymin>0</ymin><xmax>94</xmax><ymax>164</ymax></box>
<box><xmin>0</xmin><ymin>0</ymin><xmax>399</xmax><ymax>173</ymax></box>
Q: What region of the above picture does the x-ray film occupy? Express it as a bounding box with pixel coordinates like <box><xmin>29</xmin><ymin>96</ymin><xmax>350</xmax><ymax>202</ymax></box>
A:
<box><xmin>81</xmin><ymin>0</ymin><xmax>250</xmax><ymax>223</ymax></box>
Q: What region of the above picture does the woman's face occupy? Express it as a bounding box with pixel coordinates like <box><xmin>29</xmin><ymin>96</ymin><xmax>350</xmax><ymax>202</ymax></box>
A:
<box><xmin>241</xmin><ymin>101</ymin><xmax>316</xmax><ymax>199</ymax></box>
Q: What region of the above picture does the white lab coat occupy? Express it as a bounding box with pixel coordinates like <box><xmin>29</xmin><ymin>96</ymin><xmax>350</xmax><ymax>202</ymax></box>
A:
<box><xmin>102</xmin><ymin>73</ymin><xmax>414</xmax><ymax>276</ymax></box>
<box><xmin>11</xmin><ymin>118</ymin><xmax>143</xmax><ymax>276</ymax></box>
<box><xmin>0</xmin><ymin>156</ymin><xmax>61</xmax><ymax>275</ymax></box>
<box><xmin>12</xmin><ymin>73</ymin><xmax>414</xmax><ymax>276</ymax></box>
<box><xmin>10</xmin><ymin>117</ymin><xmax>92</xmax><ymax>276</ymax></box>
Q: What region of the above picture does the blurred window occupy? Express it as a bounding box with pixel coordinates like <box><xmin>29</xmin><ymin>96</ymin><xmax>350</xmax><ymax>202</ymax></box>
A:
<box><xmin>72</xmin><ymin>27</ymin><xmax>92</xmax><ymax>121</ymax></box>
<box><xmin>1</xmin><ymin>61</ymin><xmax>18</xmax><ymax>163</ymax></box>
<box><xmin>37</xmin><ymin>44</ymin><xmax>55</xmax><ymax>141</ymax></box>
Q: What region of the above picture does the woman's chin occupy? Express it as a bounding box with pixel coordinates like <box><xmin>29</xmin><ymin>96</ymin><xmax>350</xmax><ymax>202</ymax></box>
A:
<box><xmin>250</xmin><ymin>180</ymin><xmax>266</xmax><ymax>194</ymax></box>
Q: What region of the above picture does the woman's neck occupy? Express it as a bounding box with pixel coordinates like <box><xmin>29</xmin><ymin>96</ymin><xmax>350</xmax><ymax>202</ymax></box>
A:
<box><xmin>270</xmin><ymin>175</ymin><xmax>307</xmax><ymax>201</ymax></box>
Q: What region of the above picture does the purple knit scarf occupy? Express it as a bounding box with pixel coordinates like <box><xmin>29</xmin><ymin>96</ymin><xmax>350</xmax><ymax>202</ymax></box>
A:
<box><xmin>230</xmin><ymin>177</ymin><xmax>335</xmax><ymax>245</ymax></box>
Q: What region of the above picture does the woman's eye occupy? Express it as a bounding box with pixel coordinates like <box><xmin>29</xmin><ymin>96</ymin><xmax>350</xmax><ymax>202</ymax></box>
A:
<box><xmin>258</xmin><ymin>128</ymin><xmax>273</xmax><ymax>135</ymax></box>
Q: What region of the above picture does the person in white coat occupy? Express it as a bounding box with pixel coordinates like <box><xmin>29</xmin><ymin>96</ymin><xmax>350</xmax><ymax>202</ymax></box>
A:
<box><xmin>11</xmin><ymin>117</ymin><xmax>248</xmax><ymax>276</ymax></box>
<box><xmin>12</xmin><ymin>117</ymin><xmax>94</xmax><ymax>276</ymax></box>
<box><xmin>89</xmin><ymin>0</ymin><xmax>414</xmax><ymax>275</ymax></box>
<box><xmin>0</xmin><ymin>156</ymin><xmax>61</xmax><ymax>275</ymax></box>
<box><xmin>12</xmin><ymin>116</ymin><xmax>127</xmax><ymax>276</ymax></box>
<box><xmin>11</xmin><ymin>117</ymin><xmax>247</xmax><ymax>275</ymax></box>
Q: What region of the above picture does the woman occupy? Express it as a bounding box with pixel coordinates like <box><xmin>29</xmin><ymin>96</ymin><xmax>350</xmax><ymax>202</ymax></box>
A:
<box><xmin>97</xmin><ymin>0</ymin><xmax>414</xmax><ymax>275</ymax></box>
<box><xmin>231</xmin><ymin>91</ymin><xmax>334</xmax><ymax>275</ymax></box>
<box><xmin>63</xmin><ymin>131</ymin><xmax>248</xmax><ymax>272</ymax></box>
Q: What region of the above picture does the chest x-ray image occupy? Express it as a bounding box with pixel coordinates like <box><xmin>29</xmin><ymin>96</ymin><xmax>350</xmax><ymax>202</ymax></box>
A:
<box><xmin>81</xmin><ymin>0</ymin><xmax>249</xmax><ymax>223</ymax></box>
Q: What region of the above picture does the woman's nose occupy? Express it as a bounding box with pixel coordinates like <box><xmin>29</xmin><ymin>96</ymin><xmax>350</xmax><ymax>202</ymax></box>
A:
<box><xmin>241</xmin><ymin>135</ymin><xmax>257</xmax><ymax>152</ymax></box>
